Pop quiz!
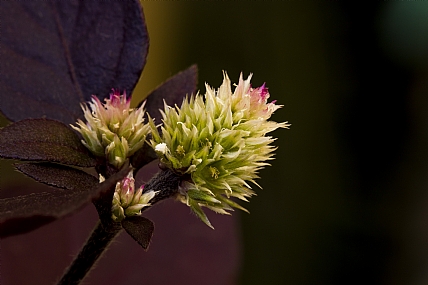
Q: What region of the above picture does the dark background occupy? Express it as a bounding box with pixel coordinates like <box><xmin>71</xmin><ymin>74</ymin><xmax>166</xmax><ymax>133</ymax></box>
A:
<box><xmin>1</xmin><ymin>2</ymin><xmax>428</xmax><ymax>285</ymax></box>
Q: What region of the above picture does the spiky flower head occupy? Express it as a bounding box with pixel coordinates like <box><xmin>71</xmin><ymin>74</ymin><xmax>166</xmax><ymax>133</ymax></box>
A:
<box><xmin>71</xmin><ymin>89</ymin><xmax>150</xmax><ymax>169</ymax></box>
<box><xmin>109</xmin><ymin>171</ymin><xmax>157</xmax><ymax>222</ymax></box>
<box><xmin>149</xmin><ymin>72</ymin><xmax>290</xmax><ymax>228</ymax></box>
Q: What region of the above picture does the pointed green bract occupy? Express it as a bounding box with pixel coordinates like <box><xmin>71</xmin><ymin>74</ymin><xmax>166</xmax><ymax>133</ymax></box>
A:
<box><xmin>150</xmin><ymin>72</ymin><xmax>290</xmax><ymax>227</ymax></box>
<box><xmin>71</xmin><ymin>89</ymin><xmax>151</xmax><ymax>169</ymax></box>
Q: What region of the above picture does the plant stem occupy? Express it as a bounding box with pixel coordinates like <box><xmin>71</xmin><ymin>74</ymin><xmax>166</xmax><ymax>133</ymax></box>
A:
<box><xmin>143</xmin><ymin>168</ymin><xmax>182</xmax><ymax>205</ymax></box>
<box><xmin>56</xmin><ymin>168</ymin><xmax>182</xmax><ymax>285</ymax></box>
<box><xmin>56</xmin><ymin>221</ymin><xmax>122</xmax><ymax>285</ymax></box>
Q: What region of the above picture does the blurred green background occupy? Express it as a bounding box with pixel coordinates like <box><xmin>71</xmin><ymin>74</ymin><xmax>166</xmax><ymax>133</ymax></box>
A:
<box><xmin>2</xmin><ymin>2</ymin><xmax>428</xmax><ymax>285</ymax></box>
<box><xmin>134</xmin><ymin>2</ymin><xmax>428</xmax><ymax>285</ymax></box>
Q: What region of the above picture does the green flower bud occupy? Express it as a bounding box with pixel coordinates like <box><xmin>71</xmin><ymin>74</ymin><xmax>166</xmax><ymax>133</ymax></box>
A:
<box><xmin>71</xmin><ymin>89</ymin><xmax>151</xmax><ymax>169</ymax></box>
<box><xmin>149</xmin><ymin>72</ymin><xmax>290</xmax><ymax>227</ymax></box>
<box><xmin>111</xmin><ymin>170</ymin><xmax>157</xmax><ymax>222</ymax></box>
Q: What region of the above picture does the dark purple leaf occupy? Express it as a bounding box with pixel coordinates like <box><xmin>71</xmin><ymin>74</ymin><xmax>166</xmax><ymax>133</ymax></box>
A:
<box><xmin>142</xmin><ymin>65</ymin><xmax>198</xmax><ymax>122</ymax></box>
<box><xmin>16</xmin><ymin>162</ymin><xmax>98</xmax><ymax>191</ymax></box>
<box><xmin>0</xmin><ymin>1</ymin><xmax>148</xmax><ymax>124</ymax></box>
<box><xmin>0</xmin><ymin>165</ymin><xmax>129</xmax><ymax>238</ymax></box>
<box><xmin>130</xmin><ymin>142</ymin><xmax>158</xmax><ymax>172</ymax></box>
<box><xmin>121</xmin><ymin>216</ymin><xmax>155</xmax><ymax>250</ymax></box>
<box><xmin>0</xmin><ymin>118</ymin><xmax>96</xmax><ymax>167</ymax></box>
<box><xmin>131</xmin><ymin>65</ymin><xmax>198</xmax><ymax>169</ymax></box>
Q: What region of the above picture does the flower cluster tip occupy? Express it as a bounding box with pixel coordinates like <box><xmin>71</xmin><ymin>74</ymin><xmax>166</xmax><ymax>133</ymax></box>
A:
<box><xmin>148</xmin><ymin>72</ymin><xmax>290</xmax><ymax>227</ymax></box>
<box><xmin>71</xmin><ymin>89</ymin><xmax>150</xmax><ymax>169</ymax></box>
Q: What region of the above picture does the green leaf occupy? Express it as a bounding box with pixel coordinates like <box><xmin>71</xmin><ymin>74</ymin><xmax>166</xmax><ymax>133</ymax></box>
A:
<box><xmin>121</xmin><ymin>216</ymin><xmax>155</xmax><ymax>250</ymax></box>
<box><xmin>187</xmin><ymin>189</ymin><xmax>221</xmax><ymax>206</ymax></box>
<box><xmin>216</xmin><ymin>195</ymin><xmax>250</xmax><ymax>213</ymax></box>
<box><xmin>188</xmin><ymin>199</ymin><xmax>213</xmax><ymax>229</ymax></box>
<box><xmin>0</xmin><ymin>119</ymin><xmax>96</xmax><ymax>167</ymax></box>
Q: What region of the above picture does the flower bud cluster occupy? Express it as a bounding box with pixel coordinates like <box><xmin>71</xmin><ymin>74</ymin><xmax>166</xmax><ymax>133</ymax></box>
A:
<box><xmin>71</xmin><ymin>89</ymin><xmax>150</xmax><ymax>169</ymax></box>
<box><xmin>149</xmin><ymin>73</ymin><xmax>290</xmax><ymax>227</ymax></box>
<box><xmin>110</xmin><ymin>171</ymin><xmax>157</xmax><ymax>222</ymax></box>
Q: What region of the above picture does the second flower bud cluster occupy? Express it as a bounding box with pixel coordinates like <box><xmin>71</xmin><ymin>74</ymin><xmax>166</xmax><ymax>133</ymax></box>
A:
<box><xmin>106</xmin><ymin>172</ymin><xmax>156</xmax><ymax>222</ymax></box>
<box><xmin>71</xmin><ymin>89</ymin><xmax>150</xmax><ymax>169</ymax></box>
